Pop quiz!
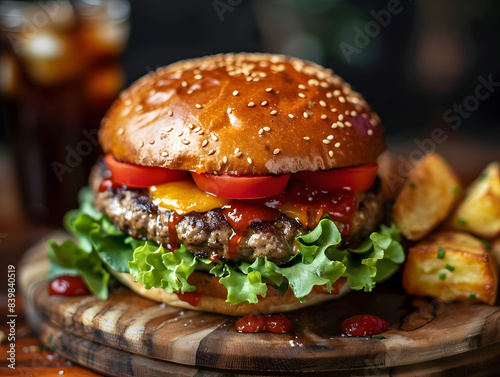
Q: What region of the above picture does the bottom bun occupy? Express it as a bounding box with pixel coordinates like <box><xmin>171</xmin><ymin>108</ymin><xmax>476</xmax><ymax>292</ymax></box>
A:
<box><xmin>111</xmin><ymin>269</ymin><xmax>351</xmax><ymax>316</ymax></box>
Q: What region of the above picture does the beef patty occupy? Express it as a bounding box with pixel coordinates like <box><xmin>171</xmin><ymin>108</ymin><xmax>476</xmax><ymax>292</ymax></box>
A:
<box><xmin>90</xmin><ymin>162</ymin><xmax>385</xmax><ymax>265</ymax></box>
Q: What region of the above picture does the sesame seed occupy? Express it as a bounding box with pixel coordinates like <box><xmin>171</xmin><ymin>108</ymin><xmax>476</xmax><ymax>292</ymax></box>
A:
<box><xmin>322</xmin><ymin>139</ymin><xmax>331</xmax><ymax>145</ymax></box>
<box><xmin>211</xmin><ymin>134</ymin><xmax>218</xmax><ymax>141</ymax></box>
<box><xmin>258</xmin><ymin>128</ymin><xmax>264</xmax><ymax>135</ymax></box>
<box><xmin>195</xmin><ymin>104</ymin><xmax>203</xmax><ymax>109</ymax></box>
<box><xmin>338</xmin><ymin>114</ymin><xmax>344</xmax><ymax>121</ymax></box>
<box><xmin>326</xmin><ymin>92</ymin><xmax>333</xmax><ymax>98</ymax></box>
<box><xmin>298</xmin><ymin>93</ymin><xmax>306</xmax><ymax>98</ymax></box>
<box><xmin>350</xmin><ymin>110</ymin><xmax>357</xmax><ymax>117</ymax></box>
<box><xmin>223</xmin><ymin>156</ymin><xmax>228</xmax><ymax>163</ymax></box>
<box><xmin>166</xmin><ymin>127</ymin><xmax>173</xmax><ymax>132</ymax></box>
<box><xmin>338</xmin><ymin>121</ymin><xmax>345</xmax><ymax>128</ymax></box>
<box><xmin>247</xmin><ymin>102</ymin><xmax>255</xmax><ymax>107</ymax></box>
<box><xmin>288</xmin><ymin>114</ymin><xmax>294</xmax><ymax>118</ymax></box>
<box><xmin>227</xmin><ymin>108</ymin><xmax>232</xmax><ymax>114</ymax></box>
<box><xmin>298</xmin><ymin>84</ymin><xmax>307</xmax><ymax>90</ymax></box>
<box><xmin>370</xmin><ymin>118</ymin><xmax>377</xmax><ymax>126</ymax></box>
<box><xmin>263</xmin><ymin>126</ymin><xmax>271</xmax><ymax>132</ymax></box>
<box><xmin>303</xmin><ymin>136</ymin><xmax>310</xmax><ymax>141</ymax></box>
<box><xmin>234</xmin><ymin>148</ymin><xmax>240</xmax><ymax>154</ymax></box>
<box><xmin>167</xmin><ymin>110</ymin><xmax>173</xmax><ymax>117</ymax></box>
<box><xmin>345</xmin><ymin>121</ymin><xmax>352</xmax><ymax>127</ymax></box>
<box><xmin>331</xmin><ymin>108</ymin><xmax>338</xmax><ymax>112</ymax></box>
<box><xmin>181</xmin><ymin>139</ymin><xmax>190</xmax><ymax>145</ymax></box>
<box><xmin>232</xmin><ymin>90</ymin><xmax>239</xmax><ymax>96</ymax></box>
<box><xmin>270</xmin><ymin>110</ymin><xmax>278</xmax><ymax>115</ymax></box>
<box><xmin>333</xmin><ymin>90</ymin><xmax>341</xmax><ymax>96</ymax></box>
<box><xmin>273</xmin><ymin>148</ymin><xmax>280</xmax><ymax>155</ymax></box>
<box><xmin>327</xmin><ymin>135</ymin><xmax>334</xmax><ymax>140</ymax></box>
<box><xmin>162</xmin><ymin>151</ymin><xmax>168</xmax><ymax>157</ymax></box>
<box><xmin>187</xmin><ymin>89</ymin><xmax>193</xmax><ymax>95</ymax></box>
<box><xmin>177</xmin><ymin>131</ymin><xmax>183</xmax><ymax>137</ymax></box>
<box><xmin>246</xmin><ymin>77</ymin><xmax>252</xmax><ymax>82</ymax></box>
<box><xmin>193</xmin><ymin>126</ymin><xmax>200</xmax><ymax>132</ymax></box>
<box><xmin>362</xmin><ymin>113</ymin><xmax>369</xmax><ymax>118</ymax></box>
<box><xmin>266</xmin><ymin>87</ymin><xmax>273</xmax><ymax>92</ymax></box>
<box><xmin>194</xmin><ymin>74</ymin><xmax>203</xmax><ymax>80</ymax></box>
<box><xmin>335</xmin><ymin>142</ymin><xmax>341</xmax><ymax>148</ymax></box>
<box><xmin>188</xmin><ymin>123</ymin><xmax>194</xmax><ymax>129</ymax></box>
<box><xmin>328</xmin><ymin>151</ymin><xmax>334</xmax><ymax>158</ymax></box>
<box><xmin>202</xmin><ymin>140</ymin><xmax>208</xmax><ymax>147</ymax></box>
<box><xmin>321</xmin><ymin>114</ymin><xmax>327</xmax><ymax>120</ymax></box>
<box><xmin>319</xmin><ymin>100</ymin><xmax>327</xmax><ymax>107</ymax></box>
<box><xmin>247</xmin><ymin>157</ymin><xmax>253</xmax><ymax>164</ymax></box>
<box><xmin>149</xmin><ymin>139</ymin><xmax>155</xmax><ymax>144</ymax></box>
<box><xmin>198</xmin><ymin>130</ymin><xmax>204</xmax><ymax>135</ymax></box>
<box><xmin>138</xmin><ymin>140</ymin><xmax>144</xmax><ymax>148</ymax></box>
<box><xmin>338</xmin><ymin>96</ymin><xmax>346</xmax><ymax>103</ymax></box>
<box><xmin>235</xmin><ymin>151</ymin><xmax>242</xmax><ymax>158</ymax></box>
<box><xmin>208</xmin><ymin>149</ymin><xmax>215</xmax><ymax>155</ymax></box>
<box><xmin>303</xmin><ymin>112</ymin><xmax>309</xmax><ymax>118</ymax></box>
<box><xmin>118</xmin><ymin>128</ymin><xmax>124</xmax><ymax>135</ymax></box>
<box><xmin>261</xmin><ymin>101</ymin><xmax>268</xmax><ymax>106</ymax></box>
<box><xmin>345</xmin><ymin>110</ymin><xmax>350</xmax><ymax>116</ymax></box>
<box><xmin>331</xmin><ymin>123</ymin><xmax>338</xmax><ymax>129</ymax></box>
<box><xmin>181</xmin><ymin>81</ymin><xmax>188</xmax><ymax>87</ymax></box>
<box><xmin>136</xmin><ymin>105</ymin><xmax>143</xmax><ymax>111</ymax></box>
<box><xmin>367</xmin><ymin>129</ymin><xmax>374</xmax><ymax>136</ymax></box>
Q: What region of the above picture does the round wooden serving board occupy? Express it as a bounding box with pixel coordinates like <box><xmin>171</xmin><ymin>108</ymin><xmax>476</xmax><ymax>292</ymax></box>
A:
<box><xmin>19</xmin><ymin>232</ymin><xmax>500</xmax><ymax>376</ymax></box>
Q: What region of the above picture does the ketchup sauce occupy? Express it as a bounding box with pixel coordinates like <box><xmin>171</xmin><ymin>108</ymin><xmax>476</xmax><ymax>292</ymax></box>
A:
<box><xmin>49</xmin><ymin>276</ymin><xmax>90</xmax><ymax>296</ymax></box>
<box><xmin>340</xmin><ymin>314</ymin><xmax>388</xmax><ymax>337</ymax></box>
<box><xmin>176</xmin><ymin>291</ymin><xmax>202</xmax><ymax>306</ymax></box>
<box><xmin>167</xmin><ymin>212</ymin><xmax>182</xmax><ymax>251</ymax></box>
<box><xmin>235</xmin><ymin>313</ymin><xmax>292</xmax><ymax>333</ymax></box>
<box><xmin>222</xmin><ymin>201</ymin><xmax>280</xmax><ymax>259</ymax></box>
<box><xmin>98</xmin><ymin>177</ymin><xmax>123</xmax><ymax>192</ymax></box>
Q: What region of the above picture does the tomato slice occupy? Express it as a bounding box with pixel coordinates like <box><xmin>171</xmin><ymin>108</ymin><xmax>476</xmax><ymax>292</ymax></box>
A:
<box><xmin>104</xmin><ymin>154</ymin><xmax>189</xmax><ymax>188</ymax></box>
<box><xmin>293</xmin><ymin>162</ymin><xmax>378</xmax><ymax>192</ymax></box>
<box><xmin>191</xmin><ymin>172</ymin><xmax>291</xmax><ymax>199</ymax></box>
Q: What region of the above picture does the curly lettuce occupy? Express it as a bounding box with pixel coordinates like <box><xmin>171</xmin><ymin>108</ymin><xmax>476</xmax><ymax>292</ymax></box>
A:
<box><xmin>48</xmin><ymin>188</ymin><xmax>405</xmax><ymax>304</ymax></box>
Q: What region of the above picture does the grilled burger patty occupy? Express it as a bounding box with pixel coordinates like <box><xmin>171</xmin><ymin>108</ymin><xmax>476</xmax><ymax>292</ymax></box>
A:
<box><xmin>90</xmin><ymin>162</ymin><xmax>384</xmax><ymax>265</ymax></box>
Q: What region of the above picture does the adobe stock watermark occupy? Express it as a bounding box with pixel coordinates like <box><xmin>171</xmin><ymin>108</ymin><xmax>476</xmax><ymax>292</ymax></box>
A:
<box><xmin>5</xmin><ymin>0</ymin><xmax>67</xmax><ymax>53</ymax></box>
<box><xmin>212</xmin><ymin>0</ymin><xmax>243</xmax><ymax>22</ymax></box>
<box><xmin>385</xmin><ymin>73</ymin><xmax>499</xmax><ymax>194</ymax></box>
<box><xmin>340</xmin><ymin>0</ymin><xmax>412</xmax><ymax>63</ymax></box>
<box><xmin>51</xmin><ymin>128</ymin><xmax>99</xmax><ymax>183</ymax></box>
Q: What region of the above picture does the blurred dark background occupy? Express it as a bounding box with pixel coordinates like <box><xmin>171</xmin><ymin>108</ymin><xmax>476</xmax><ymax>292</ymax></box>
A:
<box><xmin>0</xmin><ymin>0</ymin><xmax>499</xmax><ymax>240</ymax></box>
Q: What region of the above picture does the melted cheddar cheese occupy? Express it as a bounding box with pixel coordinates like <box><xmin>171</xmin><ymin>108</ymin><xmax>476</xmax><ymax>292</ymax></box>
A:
<box><xmin>150</xmin><ymin>180</ymin><xmax>230</xmax><ymax>215</ymax></box>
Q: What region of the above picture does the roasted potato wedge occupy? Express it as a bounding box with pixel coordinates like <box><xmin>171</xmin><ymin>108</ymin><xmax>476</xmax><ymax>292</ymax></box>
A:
<box><xmin>402</xmin><ymin>231</ymin><xmax>498</xmax><ymax>305</ymax></box>
<box><xmin>451</xmin><ymin>162</ymin><xmax>500</xmax><ymax>239</ymax></box>
<box><xmin>393</xmin><ymin>153</ymin><xmax>461</xmax><ymax>241</ymax></box>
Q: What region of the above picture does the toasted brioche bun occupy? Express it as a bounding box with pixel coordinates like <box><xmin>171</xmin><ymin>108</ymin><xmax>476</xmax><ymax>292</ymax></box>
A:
<box><xmin>111</xmin><ymin>269</ymin><xmax>351</xmax><ymax>316</ymax></box>
<box><xmin>99</xmin><ymin>53</ymin><xmax>385</xmax><ymax>175</ymax></box>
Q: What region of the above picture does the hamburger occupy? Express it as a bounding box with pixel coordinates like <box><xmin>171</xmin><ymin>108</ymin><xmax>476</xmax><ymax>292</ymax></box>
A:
<box><xmin>47</xmin><ymin>53</ymin><xmax>404</xmax><ymax>316</ymax></box>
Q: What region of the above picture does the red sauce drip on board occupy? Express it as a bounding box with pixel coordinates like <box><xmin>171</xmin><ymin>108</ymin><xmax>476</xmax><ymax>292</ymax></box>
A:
<box><xmin>49</xmin><ymin>276</ymin><xmax>90</xmax><ymax>296</ymax></box>
<box><xmin>167</xmin><ymin>212</ymin><xmax>182</xmax><ymax>251</ymax></box>
<box><xmin>209</xmin><ymin>252</ymin><xmax>220</xmax><ymax>263</ymax></box>
<box><xmin>340</xmin><ymin>314</ymin><xmax>388</xmax><ymax>337</ymax></box>
<box><xmin>235</xmin><ymin>313</ymin><xmax>292</xmax><ymax>333</ymax></box>
<box><xmin>222</xmin><ymin>201</ymin><xmax>280</xmax><ymax>259</ymax></box>
<box><xmin>176</xmin><ymin>291</ymin><xmax>202</xmax><ymax>306</ymax></box>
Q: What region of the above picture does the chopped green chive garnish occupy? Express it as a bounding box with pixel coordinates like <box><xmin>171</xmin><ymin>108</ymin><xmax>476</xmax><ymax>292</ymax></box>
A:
<box><xmin>470</xmin><ymin>293</ymin><xmax>476</xmax><ymax>300</ymax></box>
<box><xmin>371</xmin><ymin>334</ymin><xmax>386</xmax><ymax>339</ymax></box>
<box><xmin>478</xmin><ymin>172</ymin><xmax>488</xmax><ymax>181</ymax></box>
<box><xmin>439</xmin><ymin>272</ymin><xmax>446</xmax><ymax>281</ymax></box>
<box><xmin>410</xmin><ymin>182</ymin><xmax>417</xmax><ymax>189</ymax></box>
<box><xmin>480</xmin><ymin>239</ymin><xmax>492</xmax><ymax>251</ymax></box>
<box><xmin>437</xmin><ymin>248</ymin><xmax>445</xmax><ymax>259</ymax></box>
<box><xmin>457</xmin><ymin>218</ymin><xmax>467</xmax><ymax>226</ymax></box>
<box><xmin>453</xmin><ymin>186</ymin><xmax>460</xmax><ymax>195</ymax></box>
<box><xmin>445</xmin><ymin>264</ymin><xmax>455</xmax><ymax>272</ymax></box>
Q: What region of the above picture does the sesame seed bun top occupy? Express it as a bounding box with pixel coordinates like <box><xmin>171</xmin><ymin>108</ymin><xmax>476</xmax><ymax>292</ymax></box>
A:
<box><xmin>99</xmin><ymin>53</ymin><xmax>385</xmax><ymax>175</ymax></box>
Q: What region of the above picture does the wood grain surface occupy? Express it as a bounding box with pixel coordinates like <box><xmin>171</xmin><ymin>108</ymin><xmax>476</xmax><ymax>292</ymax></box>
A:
<box><xmin>19</xmin><ymin>232</ymin><xmax>500</xmax><ymax>376</ymax></box>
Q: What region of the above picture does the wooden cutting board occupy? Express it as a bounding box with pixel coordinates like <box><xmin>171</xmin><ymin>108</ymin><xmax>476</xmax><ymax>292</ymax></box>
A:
<box><xmin>19</xmin><ymin>232</ymin><xmax>500</xmax><ymax>376</ymax></box>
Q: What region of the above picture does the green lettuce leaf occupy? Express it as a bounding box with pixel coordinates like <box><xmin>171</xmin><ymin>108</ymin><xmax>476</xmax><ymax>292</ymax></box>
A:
<box><xmin>48</xmin><ymin>187</ymin><xmax>406</xmax><ymax>305</ymax></box>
